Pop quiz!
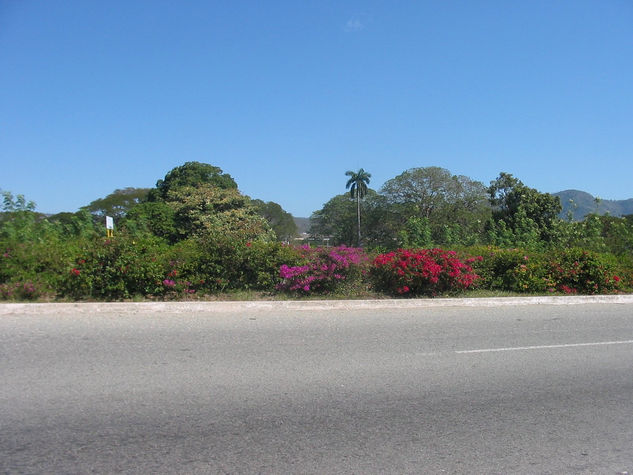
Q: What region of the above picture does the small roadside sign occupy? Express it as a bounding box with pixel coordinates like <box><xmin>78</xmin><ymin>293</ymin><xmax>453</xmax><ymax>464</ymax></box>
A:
<box><xmin>105</xmin><ymin>216</ymin><xmax>114</xmax><ymax>237</ymax></box>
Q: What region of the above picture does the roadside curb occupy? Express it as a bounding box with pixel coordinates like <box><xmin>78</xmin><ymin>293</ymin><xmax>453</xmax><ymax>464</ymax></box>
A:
<box><xmin>2</xmin><ymin>295</ymin><xmax>633</xmax><ymax>315</ymax></box>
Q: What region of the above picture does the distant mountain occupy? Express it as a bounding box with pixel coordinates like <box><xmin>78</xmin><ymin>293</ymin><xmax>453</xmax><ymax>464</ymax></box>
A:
<box><xmin>553</xmin><ymin>190</ymin><xmax>633</xmax><ymax>221</ymax></box>
<box><xmin>293</xmin><ymin>217</ymin><xmax>311</xmax><ymax>234</ymax></box>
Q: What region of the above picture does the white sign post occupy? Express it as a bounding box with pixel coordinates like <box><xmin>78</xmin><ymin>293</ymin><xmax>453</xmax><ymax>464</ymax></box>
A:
<box><xmin>105</xmin><ymin>216</ymin><xmax>114</xmax><ymax>237</ymax></box>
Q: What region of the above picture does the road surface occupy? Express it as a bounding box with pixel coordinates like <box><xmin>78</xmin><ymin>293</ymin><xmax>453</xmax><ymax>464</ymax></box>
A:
<box><xmin>2</xmin><ymin>300</ymin><xmax>633</xmax><ymax>473</ymax></box>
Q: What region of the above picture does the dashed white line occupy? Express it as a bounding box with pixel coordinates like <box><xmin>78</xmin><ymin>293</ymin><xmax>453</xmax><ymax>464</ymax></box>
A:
<box><xmin>455</xmin><ymin>339</ymin><xmax>633</xmax><ymax>354</ymax></box>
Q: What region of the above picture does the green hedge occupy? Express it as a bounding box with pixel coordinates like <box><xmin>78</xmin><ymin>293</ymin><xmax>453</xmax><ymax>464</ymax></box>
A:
<box><xmin>1</xmin><ymin>234</ymin><xmax>631</xmax><ymax>300</ymax></box>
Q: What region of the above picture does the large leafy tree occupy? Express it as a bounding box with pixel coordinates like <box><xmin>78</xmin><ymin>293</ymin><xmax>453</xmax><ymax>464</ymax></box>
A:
<box><xmin>487</xmin><ymin>172</ymin><xmax>562</xmax><ymax>246</ymax></box>
<box><xmin>166</xmin><ymin>185</ymin><xmax>274</xmax><ymax>243</ymax></box>
<box><xmin>310</xmin><ymin>194</ymin><xmax>358</xmax><ymax>246</ymax></box>
<box><xmin>251</xmin><ymin>199</ymin><xmax>298</xmax><ymax>242</ymax></box>
<box><xmin>310</xmin><ymin>190</ymin><xmax>396</xmax><ymax>248</ymax></box>
<box><xmin>345</xmin><ymin>168</ymin><xmax>371</xmax><ymax>246</ymax></box>
<box><xmin>120</xmin><ymin>201</ymin><xmax>177</xmax><ymax>241</ymax></box>
<box><xmin>129</xmin><ymin>162</ymin><xmax>272</xmax><ymax>243</ymax></box>
<box><xmin>148</xmin><ymin>161</ymin><xmax>237</xmax><ymax>202</ymax></box>
<box><xmin>0</xmin><ymin>191</ymin><xmax>41</xmax><ymax>242</ymax></box>
<box><xmin>380</xmin><ymin>167</ymin><xmax>490</xmax><ymax>244</ymax></box>
<box><xmin>82</xmin><ymin>187</ymin><xmax>150</xmax><ymax>221</ymax></box>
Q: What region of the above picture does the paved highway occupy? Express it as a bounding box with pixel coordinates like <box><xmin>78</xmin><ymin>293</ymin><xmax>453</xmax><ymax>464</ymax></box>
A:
<box><xmin>2</xmin><ymin>301</ymin><xmax>633</xmax><ymax>473</ymax></box>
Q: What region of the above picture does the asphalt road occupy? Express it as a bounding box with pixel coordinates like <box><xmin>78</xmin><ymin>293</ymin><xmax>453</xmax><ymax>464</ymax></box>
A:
<box><xmin>2</xmin><ymin>301</ymin><xmax>633</xmax><ymax>474</ymax></box>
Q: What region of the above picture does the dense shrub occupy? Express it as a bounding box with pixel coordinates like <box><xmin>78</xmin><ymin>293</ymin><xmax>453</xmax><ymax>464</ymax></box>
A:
<box><xmin>465</xmin><ymin>246</ymin><xmax>550</xmax><ymax>293</ymax></box>
<box><xmin>0</xmin><ymin>231</ymin><xmax>629</xmax><ymax>300</ymax></box>
<box><xmin>463</xmin><ymin>246</ymin><xmax>624</xmax><ymax>294</ymax></box>
<box><xmin>546</xmin><ymin>248</ymin><xmax>622</xmax><ymax>294</ymax></box>
<box><xmin>370</xmin><ymin>248</ymin><xmax>480</xmax><ymax>296</ymax></box>
<box><xmin>0</xmin><ymin>239</ymin><xmax>71</xmax><ymax>298</ymax></box>
<box><xmin>168</xmin><ymin>238</ymin><xmax>305</xmax><ymax>293</ymax></box>
<box><xmin>59</xmin><ymin>234</ymin><xmax>169</xmax><ymax>300</ymax></box>
<box><xmin>277</xmin><ymin>245</ymin><xmax>369</xmax><ymax>294</ymax></box>
<box><xmin>0</xmin><ymin>281</ymin><xmax>44</xmax><ymax>301</ymax></box>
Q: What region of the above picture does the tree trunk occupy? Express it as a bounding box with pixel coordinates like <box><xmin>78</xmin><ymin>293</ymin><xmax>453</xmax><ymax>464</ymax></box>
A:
<box><xmin>357</xmin><ymin>193</ymin><xmax>361</xmax><ymax>247</ymax></box>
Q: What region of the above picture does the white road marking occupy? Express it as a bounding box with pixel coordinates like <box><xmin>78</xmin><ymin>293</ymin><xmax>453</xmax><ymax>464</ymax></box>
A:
<box><xmin>455</xmin><ymin>339</ymin><xmax>633</xmax><ymax>354</ymax></box>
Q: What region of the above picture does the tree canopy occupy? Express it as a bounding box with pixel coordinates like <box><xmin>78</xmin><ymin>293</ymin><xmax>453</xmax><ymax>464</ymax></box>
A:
<box><xmin>82</xmin><ymin>187</ymin><xmax>150</xmax><ymax>220</ymax></box>
<box><xmin>166</xmin><ymin>185</ymin><xmax>274</xmax><ymax>243</ymax></box>
<box><xmin>487</xmin><ymin>172</ymin><xmax>562</xmax><ymax>245</ymax></box>
<box><xmin>148</xmin><ymin>161</ymin><xmax>237</xmax><ymax>202</ymax></box>
<box><xmin>251</xmin><ymin>200</ymin><xmax>298</xmax><ymax>242</ymax></box>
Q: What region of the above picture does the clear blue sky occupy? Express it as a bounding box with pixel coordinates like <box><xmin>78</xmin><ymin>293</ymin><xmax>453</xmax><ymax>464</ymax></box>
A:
<box><xmin>2</xmin><ymin>0</ymin><xmax>632</xmax><ymax>217</ymax></box>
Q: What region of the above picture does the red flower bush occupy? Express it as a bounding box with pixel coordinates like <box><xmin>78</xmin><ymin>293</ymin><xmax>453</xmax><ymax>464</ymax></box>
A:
<box><xmin>370</xmin><ymin>248</ymin><xmax>480</xmax><ymax>296</ymax></box>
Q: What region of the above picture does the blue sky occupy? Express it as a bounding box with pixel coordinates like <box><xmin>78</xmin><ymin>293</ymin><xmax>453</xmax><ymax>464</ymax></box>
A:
<box><xmin>1</xmin><ymin>0</ymin><xmax>632</xmax><ymax>217</ymax></box>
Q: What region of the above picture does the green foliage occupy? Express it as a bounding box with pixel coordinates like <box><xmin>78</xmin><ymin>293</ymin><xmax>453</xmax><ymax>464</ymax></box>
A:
<box><xmin>48</xmin><ymin>210</ymin><xmax>98</xmax><ymax>238</ymax></box>
<box><xmin>381</xmin><ymin>167</ymin><xmax>490</xmax><ymax>222</ymax></box>
<box><xmin>168</xmin><ymin>238</ymin><xmax>304</xmax><ymax>293</ymax></box>
<box><xmin>120</xmin><ymin>201</ymin><xmax>177</xmax><ymax>241</ymax></box>
<box><xmin>310</xmin><ymin>194</ymin><xmax>358</xmax><ymax>246</ymax></box>
<box><xmin>0</xmin><ymin>210</ymin><xmax>51</xmax><ymax>242</ymax></box>
<box><xmin>59</xmin><ymin>234</ymin><xmax>169</xmax><ymax>300</ymax></box>
<box><xmin>2</xmin><ymin>162</ymin><xmax>633</xmax><ymax>302</ymax></box>
<box><xmin>398</xmin><ymin>217</ymin><xmax>432</xmax><ymax>248</ymax></box>
<box><xmin>82</xmin><ymin>187</ymin><xmax>150</xmax><ymax>220</ymax></box>
<box><xmin>148</xmin><ymin>161</ymin><xmax>237</xmax><ymax>201</ymax></box>
<box><xmin>345</xmin><ymin>169</ymin><xmax>372</xmax><ymax>201</ymax></box>
<box><xmin>0</xmin><ymin>191</ymin><xmax>54</xmax><ymax>243</ymax></box>
<box><xmin>487</xmin><ymin>172</ymin><xmax>562</xmax><ymax>245</ymax></box>
<box><xmin>251</xmin><ymin>199</ymin><xmax>298</xmax><ymax>241</ymax></box>
<box><xmin>0</xmin><ymin>281</ymin><xmax>45</xmax><ymax>301</ymax></box>
<box><xmin>345</xmin><ymin>168</ymin><xmax>372</xmax><ymax>246</ymax></box>
<box><xmin>2</xmin><ymin>190</ymin><xmax>36</xmax><ymax>212</ymax></box>
<box><xmin>167</xmin><ymin>185</ymin><xmax>274</xmax><ymax>242</ymax></box>
<box><xmin>464</xmin><ymin>246</ymin><xmax>623</xmax><ymax>294</ymax></box>
<box><xmin>554</xmin><ymin>214</ymin><xmax>633</xmax><ymax>255</ymax></box>
<box><xmin>466</xmin><ymin>246</ymin><xmax>548</xmax><ymax>292</ymax></box>
<box><xmin>380</xmin><ymin>167</ymin><xmax>490</xmax><ymax>246</ymax></box>
<box><xmin>547</xmin><ymin>248</ymin><xmax>622</xmax><ymax>294</ymax></box>
<box><xmin>0</xmin><ymin>239</ymin><xmax>72</xmax><ymax>298</ymax></box>
<box><xmin>310</xmin><ymin>191</ymin><xmax>400</xmax><ymax>249</ymax></box>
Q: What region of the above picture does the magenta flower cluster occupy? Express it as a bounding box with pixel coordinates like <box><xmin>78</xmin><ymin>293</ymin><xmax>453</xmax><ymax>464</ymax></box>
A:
<box><xmin>161</xmin><ymin>269</ymin><xmax>196</xmax><ymax>294</ymax></box>
<box><xmin>277</xmin><ymin>245</ymin><xmax>368</xmax><ymax>293</ymax></box>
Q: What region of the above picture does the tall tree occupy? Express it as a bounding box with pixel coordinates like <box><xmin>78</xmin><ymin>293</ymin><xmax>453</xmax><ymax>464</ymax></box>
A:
<box><xmin>82</xmin><ymin>187</ymin><xmax>150</xmax><ymax>221</ymax></box>
<box><xmin>380</xmin><ymin>167</ymin><xmax>490</xmax><ymax>244</ymax></box>
<box><xmin>251</xmin><ymin>199</ymin><xmax>298</xmax><ymax>242</ymax></box>
<box><xmin>310</xmin><ymin>194</ymin><xmax>357</xmax><ymax>246</ymax></box>
<box><xmin>345</xmin><ymin>168</ymin><xmax>371</xmax><ymax>246</ymax></box>
<box><xmin>487</xmin><ymin>172</ymin><xmax>562</xmax><ymax>246</ymax></box>
<box><xmin>147</xmin><ymin>162</ymin><xmax>237</xmax><ymax>202</ymax></box>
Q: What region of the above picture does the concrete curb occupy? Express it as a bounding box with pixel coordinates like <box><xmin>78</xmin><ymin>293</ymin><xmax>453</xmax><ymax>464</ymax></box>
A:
<box><xmin>2</xmin><ymin>295</ymin><xmax>633</xmax><ymax>315</ymax></box>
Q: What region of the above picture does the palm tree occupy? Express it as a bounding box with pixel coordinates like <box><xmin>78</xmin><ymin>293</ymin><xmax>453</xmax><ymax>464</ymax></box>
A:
<box><xmin>345</xmin><ymin>168</ymin><xmax>371</xmax><ymax>246</ymax></box>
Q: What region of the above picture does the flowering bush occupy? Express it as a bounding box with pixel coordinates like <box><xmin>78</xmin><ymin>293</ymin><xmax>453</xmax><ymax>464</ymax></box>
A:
<box><xmin>370</xmin><ymin>248</ymin><xmax>480</xmax><ymax>296</ymax></box>
<box><xmin>463</xmin><ymin>246</ymin><xmax>624</xmax><ymax>294</ymax></box>
<box><xmin>277</xmin><ymin>245</ymin><xmax>369</xmax><ymax>294</ymax></box>
<box><xmin>159</xmin><ymin>268</ymin><xmax>197</xmax><ymax>299</ymax></box>
<box><xmin>465</xmin><ymin>246</ymin><xmax>550</xmax><ymax>293</ymax></box>
<box><xmin>169</xmin><ymin>237</ymin><xmax>305</xmax><ymax>293</ymax></box>
<box><xmin>0</xmin><ymin>240</ymin><xmax>70</xmax><ymax>295</ymax></box>
<box><xmin>546</xmin><ymin>248</ymin><xmax>622</xmax><ymax>294</ymax></box>
<box><xmin>59</xmin><ymin>235</ymin><xmax>168</xmax><ymax>300</ymax></box>
<box><xmin>0</xmin><ymin>281</ymin><xmax>43</xmax><ymax>301</ymax></box>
